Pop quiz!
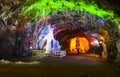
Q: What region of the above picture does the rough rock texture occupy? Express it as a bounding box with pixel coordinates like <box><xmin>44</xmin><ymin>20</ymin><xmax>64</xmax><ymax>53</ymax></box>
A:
<box><xmin>0</xmin><ymin>0</ymin><xmax>120</xmax><ymax>65</ymax></box>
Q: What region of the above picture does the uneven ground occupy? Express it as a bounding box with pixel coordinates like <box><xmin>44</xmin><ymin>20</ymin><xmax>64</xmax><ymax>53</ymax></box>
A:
<box><xmin>0</xmin><ymin>54</ymin><xmax>120</xmax><ymax>77</ymax></box>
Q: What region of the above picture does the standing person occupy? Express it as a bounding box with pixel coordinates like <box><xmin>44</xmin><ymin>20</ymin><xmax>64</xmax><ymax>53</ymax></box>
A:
<box><xmin>76</xmin><ymin>37</ymin><xmax>80</xmax><ymax>54</ymax></box>
<box><xmin>101</xmin><ymin>41</ymin><xmax>107</xmax><ymax>58</ymax></box>
<box><xmin>98</xmin><ymin>42</ymin><xmax>103</xmax><ymax>56</ymax></box>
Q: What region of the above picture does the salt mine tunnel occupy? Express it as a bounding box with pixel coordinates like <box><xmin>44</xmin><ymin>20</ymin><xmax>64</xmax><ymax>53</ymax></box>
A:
<box><xmin>0</xmin><ymin>11</ymin><xmax>117</xmax><ymax>59</ymax></box>
<box><xmin>0</xmin><ymin>0</ymin><xmax>120</xmax><ymax>66</ymax></box>
<box><xmin>1</xmin><ymin>1</ymin><xmax>120</xmax><ymax>77</ymax></box>
<box><xmin>29</xmin><ymin>12</ymin><xmax>108</xmax><ymax>58</ymax></box>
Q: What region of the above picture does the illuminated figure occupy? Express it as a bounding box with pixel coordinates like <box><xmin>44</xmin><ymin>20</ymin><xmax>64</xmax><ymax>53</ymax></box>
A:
<box><xmin>76</xmin><ymin>37</ymin><xmax>81</xmax><ymax>54</ymax></box>
<box><xmin>101</xmin><ymin>41</ymin><xmax>107</xmax><ymax>58</ymax></box>
<box><xmin>70</xmin><ymin>37</ymin><xmax>89</xmax><ymax>54</ymax></box>
<box><xmin>35</xmin><ymin>25</ymin><xmax>60</xmax><ymax>53</ymax></box>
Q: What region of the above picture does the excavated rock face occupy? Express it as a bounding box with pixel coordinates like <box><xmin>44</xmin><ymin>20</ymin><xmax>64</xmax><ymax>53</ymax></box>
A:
<box><xmin>96</xmin><ymin>0</ymin><xmax>120</xmax><ymax>16</ymax></box>
<box><xmin>0</xmin><ymin>0</ymin><xmax>27</xmax><ymax>59</ymax></box>
<box><xmin>28</xmin><ymin>11</ymin><xmax>118</xmax><ymax>55</ymax></box>
<box><xmin>0</xmin><ymin>0</ymin><xmax>26</xmax><ymax>26</ymax></box>
<box><xmin>0</xmin><ymin>0</ymin><xmax>120</xmax><ymax>26</ymax></box>
<box><xmin>51</xmin><ymin>11</ymin><xmax>118</xmax><ymax>41</ymax></box>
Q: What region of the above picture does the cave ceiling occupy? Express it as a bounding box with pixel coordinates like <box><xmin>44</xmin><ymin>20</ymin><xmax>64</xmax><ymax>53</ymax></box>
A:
<box><xmin>0</xmin><ymin>0</ymin><xmax>120</xmax><ymax>27</ymax></box>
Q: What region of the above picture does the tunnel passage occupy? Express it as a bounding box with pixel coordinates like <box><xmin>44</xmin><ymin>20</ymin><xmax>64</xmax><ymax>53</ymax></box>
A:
<box><xmin>26</xmin><ymin>11</ymin><xmax>118</xmax><ymax>59</ymax></box>
<box><xmin>53</xmin><ymin>27</ymin><xmax>93</xmax><ymax>54</ymax></box>
<box><xmin>0</xmin><ymin>1</ymin><xmax>120</xmax><ymax>65</ymax></box>
<box><xmin>70</xmin><ymin>37</ymin><xmax>89</xmax><ymax>54</ymax></box>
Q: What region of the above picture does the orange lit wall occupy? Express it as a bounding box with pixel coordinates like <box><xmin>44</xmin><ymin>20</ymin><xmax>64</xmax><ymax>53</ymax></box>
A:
<box><xmin>70</xmin><ymin>37</ymin><xmax>89</xmax><ymax>53</ymax></box>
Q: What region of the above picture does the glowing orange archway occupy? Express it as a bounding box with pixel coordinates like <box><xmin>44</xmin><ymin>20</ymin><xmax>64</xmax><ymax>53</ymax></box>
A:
<box><xmin>70</xmin><ymin>37</ymin><xmax>90</xmax><ymax>54</ymax></box>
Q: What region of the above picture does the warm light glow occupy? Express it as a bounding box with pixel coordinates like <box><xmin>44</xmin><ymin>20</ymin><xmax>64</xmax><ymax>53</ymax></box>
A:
<box><xmin>70</xmin><ymin>37</ymin><xmax>89</xmax><ymax>54</ymax></box>
<box><xmin>99</xmin><ymin>36</ymin><xmax>105</xmax><ymax>42</ymax></box>
<box><xmin>90</xmin><ymin>39</ymin><xmax>99</xmax><ymax>46</ymax></box>
<box><xmin>70</xmin><ymin>38</ymin><xmax>76</xmax><ymax>53</ymax></box>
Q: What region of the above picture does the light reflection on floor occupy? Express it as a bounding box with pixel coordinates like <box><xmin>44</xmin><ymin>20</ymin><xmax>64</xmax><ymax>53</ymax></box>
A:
<box><xmin>0</xmin><ymin>59</ymin><xmax>40</xmax><ymax>65</ymax></box>
<box><xmin>0</xmin><ymin>54</ymin><xmax>105</xmax><ymax>65</ymax></box>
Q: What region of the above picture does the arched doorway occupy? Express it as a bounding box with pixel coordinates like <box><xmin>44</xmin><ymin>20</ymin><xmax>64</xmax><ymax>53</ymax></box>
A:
<box><xmin>69</xmin><ymin>37</ymin><xmax>90</xmax><ymax>54</ymax></box>
<box><xmin>53</xmin><ymin>27</ymin><xmax>92</xmax><ymax>55</ymax></box>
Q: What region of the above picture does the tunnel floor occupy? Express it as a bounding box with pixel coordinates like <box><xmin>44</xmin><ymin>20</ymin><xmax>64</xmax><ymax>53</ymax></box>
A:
<box><xmin>0</xmin><ymin>54</ymin><xmax>120</xmax><ymax>77</ymax></box>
